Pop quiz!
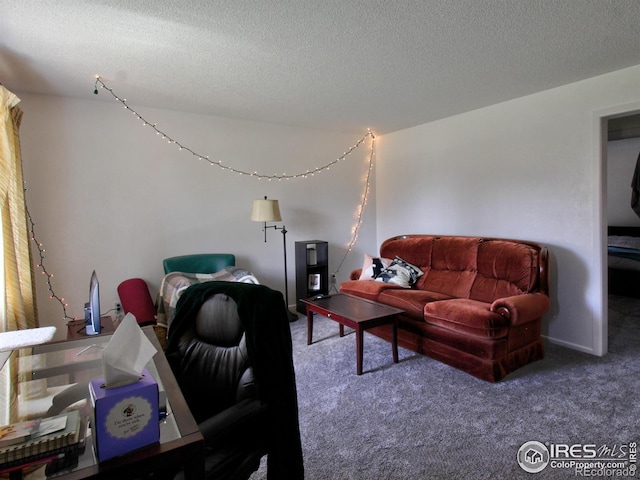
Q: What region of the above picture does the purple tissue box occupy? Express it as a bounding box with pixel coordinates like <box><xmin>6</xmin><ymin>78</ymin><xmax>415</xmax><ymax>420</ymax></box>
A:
<box><xmin>89</xmin><ymin>368</ymin><xmax>160</xmax><ymax>461</ymax></box>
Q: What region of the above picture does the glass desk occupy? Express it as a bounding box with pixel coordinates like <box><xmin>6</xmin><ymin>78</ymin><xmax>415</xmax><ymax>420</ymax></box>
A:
<box><xmin>0</xmin><ymin>327</ymin><xmax>203</xmax><ymax>479</ymax></box>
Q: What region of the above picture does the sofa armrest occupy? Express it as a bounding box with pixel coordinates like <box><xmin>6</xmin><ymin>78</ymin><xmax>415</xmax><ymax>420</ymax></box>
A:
<box><xmin>490</xmin><ymin>293</ymin><xmax>550</xmax><ymax>326</ymax></box>
<box><xmin>350</xmin><ymin>269</ymin><xmax>362</xmax><ymax>280</ymax></box>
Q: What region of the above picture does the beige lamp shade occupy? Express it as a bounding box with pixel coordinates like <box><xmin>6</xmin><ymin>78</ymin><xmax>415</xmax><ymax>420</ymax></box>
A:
<box><xmin>251</xmin><ymin>198</ymin><xmax>282</xmax><ymax>222</ymax></box>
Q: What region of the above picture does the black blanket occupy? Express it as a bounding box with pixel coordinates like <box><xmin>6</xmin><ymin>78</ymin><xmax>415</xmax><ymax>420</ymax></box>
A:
<box><xmin>631</xmin><ymin>151</ymin><xmax>640</xmax><ymax>218</ymax></box>
<box><xmin>166</xmin><ymin>281</ymin><xmax>304</xmax><ymax>480</ymax></box>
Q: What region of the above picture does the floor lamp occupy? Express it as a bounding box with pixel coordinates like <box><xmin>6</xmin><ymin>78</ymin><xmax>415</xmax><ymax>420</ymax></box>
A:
<box><xmin>251</xmin><ymin>196</ymin><xmax>298</xmax><ymax>322</ymax></box>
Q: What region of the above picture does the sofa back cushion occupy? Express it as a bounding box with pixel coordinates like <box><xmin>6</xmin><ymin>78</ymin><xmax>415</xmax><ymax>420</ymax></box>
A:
<box><xmin>380</xmin><ymin>236</ymin><xmax>434</xmax><ymax>275</ymax></box>
<box><xmin>421</xmin><ymin>237</ymin><xmax>480</xmax><ymax>297</ymax></box>
<box><xmin>470</xmin><ymin>240</ymin><xmax>540</xmax><ymax>302</ymax></box>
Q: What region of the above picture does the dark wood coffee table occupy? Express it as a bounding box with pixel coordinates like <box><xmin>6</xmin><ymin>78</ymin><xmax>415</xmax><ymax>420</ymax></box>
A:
<box><xmin>301</xmin><ymin>293</ymin><xmax>404</xmax><ymax>375</ymax></box>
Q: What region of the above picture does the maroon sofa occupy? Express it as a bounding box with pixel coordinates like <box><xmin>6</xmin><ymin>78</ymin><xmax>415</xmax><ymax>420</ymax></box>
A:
<box><xmin>340</xmin><ymin>235</ymin><xmax>550</xmax><ymax>382</ymax></box>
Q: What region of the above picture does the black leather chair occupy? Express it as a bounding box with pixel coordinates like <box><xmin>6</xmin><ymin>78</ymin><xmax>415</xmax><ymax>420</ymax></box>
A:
<box><xmin>165</xmin><ymin>281</ymin><xmax>304</xmax><ymax>480</ymax></box>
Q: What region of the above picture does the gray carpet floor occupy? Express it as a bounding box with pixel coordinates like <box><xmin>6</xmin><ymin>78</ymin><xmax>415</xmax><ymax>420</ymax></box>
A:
<box><xmin>250</xmin><ymin>295</ymin><xmax>640</xmax><ymax>479</ymax></box>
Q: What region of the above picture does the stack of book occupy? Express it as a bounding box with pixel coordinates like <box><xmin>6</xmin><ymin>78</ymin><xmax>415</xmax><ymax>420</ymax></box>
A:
<box><xmin>0</xmin><ymin>410</ymin><xmax>86</xmax><ymax>473</ymax></box>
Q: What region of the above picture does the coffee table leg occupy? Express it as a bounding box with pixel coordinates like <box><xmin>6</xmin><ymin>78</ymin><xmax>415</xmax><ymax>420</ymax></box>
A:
<box><xmin>356</xmin><ymin>325</ymin><xmax>363</xmax><ymax>375</ymax></box>
<box><xmin>391</xmin><ymin>319</ymin><xmax>399</xmax><ymax>363</ymax></box>
<box><xmin>307</xmin><ymin>309</ymin><xmax>314</xmax><ymax>345</ymax></box>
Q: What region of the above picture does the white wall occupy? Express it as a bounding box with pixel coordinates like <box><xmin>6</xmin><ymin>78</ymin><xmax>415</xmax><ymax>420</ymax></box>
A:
<box><xmin>376</xmin><ymin>64</ymin><xmax>640</xmax><ymax>355</ymax></box>
<box><xmin>607</xmin><ymin>137</ymin><xmax>640</xmax><ymax>226</ymax></box>
<box><xmin>18</xmin><ymin>93</ymin><xmax>377</xmax><ymax>340</ymax></box>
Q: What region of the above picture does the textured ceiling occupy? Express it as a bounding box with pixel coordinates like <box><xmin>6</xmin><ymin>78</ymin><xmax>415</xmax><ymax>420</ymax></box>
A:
<box><xmin>2</xmin><ymin>0</ymin><xmax>640</xmax><ymax>134</ymax></box>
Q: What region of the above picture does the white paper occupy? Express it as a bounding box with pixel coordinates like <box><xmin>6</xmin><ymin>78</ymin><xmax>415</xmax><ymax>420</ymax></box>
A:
<box><xmin>101</xmin><ymin>313</ymin><xmax>157</xmax><ymax>388</ymax></box>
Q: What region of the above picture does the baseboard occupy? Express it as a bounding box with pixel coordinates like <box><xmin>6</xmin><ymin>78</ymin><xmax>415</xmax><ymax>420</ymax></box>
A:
<box><xmin>542</xmin><ymin>334</ymin><xmax>597</xmax><ymax>356</ymax></box>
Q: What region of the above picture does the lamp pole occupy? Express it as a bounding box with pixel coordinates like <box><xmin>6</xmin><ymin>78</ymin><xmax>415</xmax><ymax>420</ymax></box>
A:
<box><xmin>261</xmin><ymin>223</ymin><xmax>297</xmax><ymax>322</ymax></box>
<box><xmin>280</xmin><ymin>225</ymin><xmax>297</xmax><ymax>322</ymax></box>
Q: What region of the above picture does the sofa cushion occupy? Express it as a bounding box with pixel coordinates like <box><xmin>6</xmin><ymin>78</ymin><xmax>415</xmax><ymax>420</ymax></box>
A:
<box><xmin>358</xmin><ymin>253</ymin><xmax>392</xmax><ymax>280</ymax></box>
<box><xmin>470</xmin><ymin>240</ymin><xmax>540</xmax><ymax>302</ymax></box>
<box><xmin>380</xmin><ymin>236</ymin><xmax>434</xmax><ymax>274</ymax></box>
<box><xmin>374</xmin><ymin>256</ymin><xmax>424</xmax><ymax>288</ymax></box>
<box><xmin>340</xmin><ymin>279</ymin><xmax>403</xmax><ymax>302</ymax></box>
<box><xmin>424</xmin><ymin>298</ymin><xmax>509</xmax><ymax>339</ymax></box>
<box><xmin>379</xmin><ymin>289</ymin><xmax>453</xmax><ymax>321</ymax></box>
<box><xmin>420</xmin><ymin>237</ymin><xmax>481</xmax><ymax>297</ymax></box>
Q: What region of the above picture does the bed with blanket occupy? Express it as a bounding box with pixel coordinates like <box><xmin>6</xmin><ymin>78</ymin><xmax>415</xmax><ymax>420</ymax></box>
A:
<box><xmin>608</xmin><ymin>226</ymin><xmax>640</xmax><ymax>298</ymax></box>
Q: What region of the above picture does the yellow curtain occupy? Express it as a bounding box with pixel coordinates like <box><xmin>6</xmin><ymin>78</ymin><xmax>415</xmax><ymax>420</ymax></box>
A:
<box><xmin>0</xmin><ymin>85</ymin><xmax>37</xmax><ymax>333</ymax></box>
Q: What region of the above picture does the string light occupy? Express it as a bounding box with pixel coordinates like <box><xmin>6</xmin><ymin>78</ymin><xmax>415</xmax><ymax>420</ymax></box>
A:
<box><xmin>92</xmin><ymin>75</ymin><xmax>377</xmax><ymax>286</ymax></box>
<box><xmin>332</xmin><ymin>133</ymin><xmax>375</xmax><ymax>280</ymax></box>
<box><xmin>93</xmin><ymin>76</ymin><xmax>374</xmax><ymax>180</ymax></box>
<box><xmin>24</xmin><ymin>184</ymin><xmax>75</xmax><ymax>321</ymax></box>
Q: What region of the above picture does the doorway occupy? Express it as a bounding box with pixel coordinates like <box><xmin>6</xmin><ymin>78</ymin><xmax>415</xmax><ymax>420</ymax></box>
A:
<box><xmin>603</xmin><ymin>111</ymin><xmax>640</xmax><ymax>353</ymax></box>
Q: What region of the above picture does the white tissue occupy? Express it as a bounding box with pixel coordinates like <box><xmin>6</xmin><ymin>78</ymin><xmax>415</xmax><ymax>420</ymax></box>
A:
<box><xmin>101</xmin><ymin>313</ymin><xmax>157</xmax><ymax>388</ymax></box>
